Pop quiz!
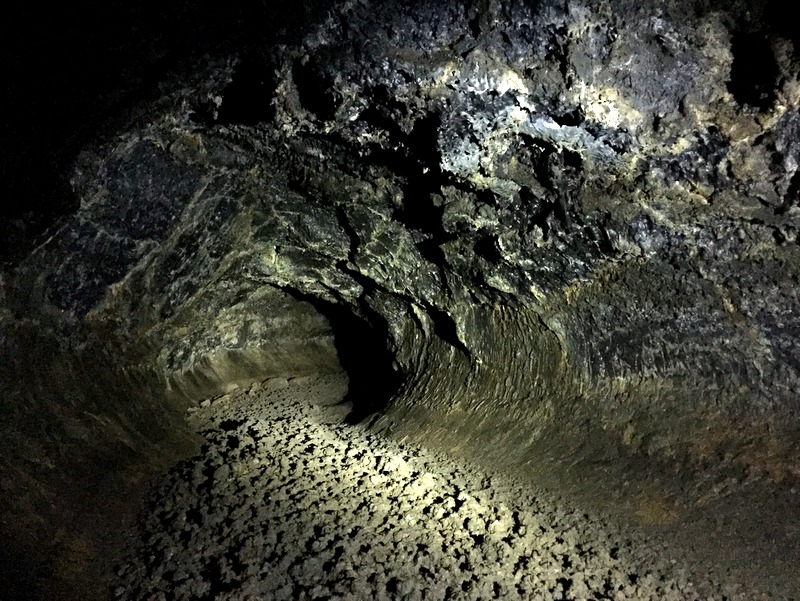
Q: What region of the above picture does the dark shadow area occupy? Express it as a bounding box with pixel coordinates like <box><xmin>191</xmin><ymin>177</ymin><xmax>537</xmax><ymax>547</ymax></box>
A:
<box><xmin>215</xmin><ymin>55</ymin><xmax>278</xmax><ymax>125</ymax></box>
<box><xmin>0</xmin><ymin>0</ymin><xmax>334</xmax><ymax>268</ymax></box>
<box><xmin>1</xmin><ymin>1</ymin><xmax>239</xmax><ymax>267</ymax></box>
<box><xmin>359</xmin><ymin>83</ymin><xmax>410</xmax><ymax>137</ymax></box>
<box><xmin>0</xmin><ymin>538</ymin><xmax>38</xmax><ymax>601</ymax></box>
<box><xmin>293</xmin><ymin>58</ymin><xmax>338</xmax><ymax>121</ymax></box>
<box><xmin>727</xmin><ymin>30</ymin><xmax>778</xmax><ymax>110</ymax></box>
<box><xmin>285</xmin><ymin>289</ymin><xmax>403</xmax><ymax>425</ymax></box>
<box><xmin>765</xmin><ymin>0</ymin><xmax>800</xmax><ymax>59</ymax></box>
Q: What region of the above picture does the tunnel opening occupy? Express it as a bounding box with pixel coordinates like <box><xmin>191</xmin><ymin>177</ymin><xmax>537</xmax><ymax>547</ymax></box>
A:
<box><xmin>285</xmin><ymin>289</ymin><xmax>403</xmax><ymax>425</ymax></box>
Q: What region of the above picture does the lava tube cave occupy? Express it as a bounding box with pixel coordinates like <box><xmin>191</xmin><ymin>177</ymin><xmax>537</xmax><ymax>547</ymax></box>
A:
<box><xmin>1</xmin><ymin>1</ymin><xmax>799</xmax><ymax>599</ymax></box>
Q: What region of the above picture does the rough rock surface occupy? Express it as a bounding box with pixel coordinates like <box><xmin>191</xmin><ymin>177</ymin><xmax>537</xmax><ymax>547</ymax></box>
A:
<box><xmin>1</xmin><ymin>0</ymin><xmax>799</xmax><ymax>597</ymax></box>
<box><xmin>114</xmin><ymin>375</ymin><xmax>740</xmax><ymax>601</ymax></box>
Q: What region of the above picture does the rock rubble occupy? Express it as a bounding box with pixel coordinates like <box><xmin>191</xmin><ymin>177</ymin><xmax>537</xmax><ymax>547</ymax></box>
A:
<box><xmin>114</xmin><ymin>376</ymin><xmax>736</xmax><ymax>600</ymax></box>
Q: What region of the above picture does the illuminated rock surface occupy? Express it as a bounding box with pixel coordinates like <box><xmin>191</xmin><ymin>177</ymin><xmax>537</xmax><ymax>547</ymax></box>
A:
<box><xmin>1</xmin><ymin>0</ymin><xmax>799</xmax><ymax>598</ymax></box>
<box><xmin>114</xmin><ymin>376</ymin><xmax>728</xmax><ymax>601</ymax></box>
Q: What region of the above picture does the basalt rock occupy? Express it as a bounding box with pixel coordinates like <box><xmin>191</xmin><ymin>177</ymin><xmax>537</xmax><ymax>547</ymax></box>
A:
<box><xmin>2</xmin><ymin>0</ymin><xmax>799</xmax><ymax>597</ymax></box>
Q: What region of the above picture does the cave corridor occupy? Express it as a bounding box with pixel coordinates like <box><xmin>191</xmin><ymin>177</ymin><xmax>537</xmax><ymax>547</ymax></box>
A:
<box><xmin>1</xmin><ymin>1</ymin><xmax>799</xmax><ymax>599</ymax></box>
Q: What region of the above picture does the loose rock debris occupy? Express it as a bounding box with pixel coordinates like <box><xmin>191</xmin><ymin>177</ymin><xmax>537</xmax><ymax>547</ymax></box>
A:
<box><xmin>113</xmin><ymin>375</ymin><xmax>738</xmax><ymax>600</ymax></box>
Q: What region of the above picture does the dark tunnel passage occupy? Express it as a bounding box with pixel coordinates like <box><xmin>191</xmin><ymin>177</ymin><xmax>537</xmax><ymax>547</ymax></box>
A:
<box><xmin>285</xmin><ymin>289</ymin><xmax>405</xmax><ymax>425</ymax></box>
<box><xmin>2</xmin><ymin>0</ymin><xmax>800</xmax><ymax>599</ymax></box>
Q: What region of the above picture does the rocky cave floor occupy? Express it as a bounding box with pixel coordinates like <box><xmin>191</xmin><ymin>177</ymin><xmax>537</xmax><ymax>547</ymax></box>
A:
<box><xmin>112</xmin><ymin>376</ymin><xmax>769</xmax><ymax>601</ymax></box>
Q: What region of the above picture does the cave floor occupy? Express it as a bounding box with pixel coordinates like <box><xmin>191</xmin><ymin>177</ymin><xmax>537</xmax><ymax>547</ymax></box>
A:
<box><xmin>112</xmin><ymin>375</ymin><xmax>780</xmax><ymax>600</ymax></box>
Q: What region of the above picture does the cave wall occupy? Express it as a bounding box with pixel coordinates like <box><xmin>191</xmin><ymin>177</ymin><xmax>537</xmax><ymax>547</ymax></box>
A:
<box><xmin>2</xmin><ymin>0</ymin><xmax>800</xmax><ymax>595</ymax></box>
